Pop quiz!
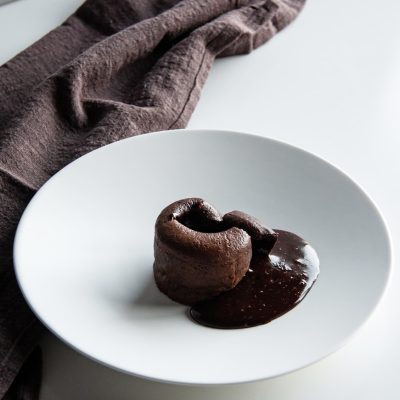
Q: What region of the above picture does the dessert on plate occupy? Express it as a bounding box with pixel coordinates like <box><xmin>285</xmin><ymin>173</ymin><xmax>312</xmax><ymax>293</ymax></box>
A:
<box><xmin>154</xmin><ymin>198</ymin><xmax>319</xmax><ymax>328</ymax></box>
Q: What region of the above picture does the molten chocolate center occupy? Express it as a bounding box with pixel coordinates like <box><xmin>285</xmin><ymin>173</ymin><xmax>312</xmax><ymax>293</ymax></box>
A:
<box><xmin>190</xmin><ymin>229</ymin><xmax>319</xmax><ymax>329</ymax></box>
<box><xmin>175</xmin><ymin>203</ymin><xmax>224</xmax><ymax>233</ymax></box>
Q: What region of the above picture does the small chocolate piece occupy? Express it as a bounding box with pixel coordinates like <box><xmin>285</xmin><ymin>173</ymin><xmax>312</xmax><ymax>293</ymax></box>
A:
<box><xmin>223</xmin><ymin>210</ymin><xmax>277</xmax><ymax>253</ymax></box>
<box><xmin>153</xmin><ymin>198</ymin><xmax>253</xmax><ymax>305</ymax></box>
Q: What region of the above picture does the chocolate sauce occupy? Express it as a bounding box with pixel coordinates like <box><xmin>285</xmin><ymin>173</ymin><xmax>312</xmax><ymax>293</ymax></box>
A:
<box><xmin>190</xmin><ymin>230</ymin><xmax>319</xmax><ymax>329</ymax></box>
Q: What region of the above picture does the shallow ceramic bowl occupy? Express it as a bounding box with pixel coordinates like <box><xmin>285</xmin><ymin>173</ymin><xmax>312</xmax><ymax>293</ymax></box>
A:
<box><xmin>14</xmin><ymin>130</ymin><xmax>392</xmax><ymax>385</ymax></box>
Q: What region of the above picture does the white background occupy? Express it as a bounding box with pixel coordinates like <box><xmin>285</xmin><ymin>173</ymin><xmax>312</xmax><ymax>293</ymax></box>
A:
<box><xmin>1</xmin><ymin>0</ymin><xmax>399</xmax><ymax>398</ymax></box>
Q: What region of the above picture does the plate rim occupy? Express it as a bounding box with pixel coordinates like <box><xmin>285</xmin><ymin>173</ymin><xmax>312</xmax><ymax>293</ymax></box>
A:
<box><xmin>13</xmin><ymin>128</ymin><xmax>394</xmax><ymax>385</ymax></box>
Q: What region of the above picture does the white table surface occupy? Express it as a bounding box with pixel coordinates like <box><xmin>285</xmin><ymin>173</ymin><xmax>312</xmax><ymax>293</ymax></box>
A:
<box><xmin>1</xmin><ymin>0</ymin><xmax>399</xmax><ymax>398</ymax></box>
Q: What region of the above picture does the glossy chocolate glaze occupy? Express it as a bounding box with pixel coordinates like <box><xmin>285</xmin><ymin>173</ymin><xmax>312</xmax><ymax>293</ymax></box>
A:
<box><xmin>190</xmin><ymin>230</ymin><xmax>319</xmax><ymax>329</ymax></box>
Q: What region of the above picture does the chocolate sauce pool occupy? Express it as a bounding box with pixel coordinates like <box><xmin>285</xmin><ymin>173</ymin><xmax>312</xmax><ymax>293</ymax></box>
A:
<box><xmin>190</xmin><ymin>230</ymin><xmax>319</xmax><ymax>329</ymax></box>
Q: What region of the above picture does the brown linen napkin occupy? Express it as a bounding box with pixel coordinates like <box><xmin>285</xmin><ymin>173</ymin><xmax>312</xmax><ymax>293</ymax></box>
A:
<box><xmin>0</xmin><ymin>0</ymin><xmax>305</xmax><ymax>397</ymax></box>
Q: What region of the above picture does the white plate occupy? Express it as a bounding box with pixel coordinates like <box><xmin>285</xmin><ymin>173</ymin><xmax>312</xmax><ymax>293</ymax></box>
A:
<box><xmin>14</xmin><ymin>130</ymin><xmax>392</xmax><ymax>385</ymax></box>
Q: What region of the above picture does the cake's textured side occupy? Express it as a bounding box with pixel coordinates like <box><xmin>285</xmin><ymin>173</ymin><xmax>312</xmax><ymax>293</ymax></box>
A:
<box><xmin>153</xmin><ymin>198</ymin><xmax>253</xmax><ymax>305</ymax></box>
